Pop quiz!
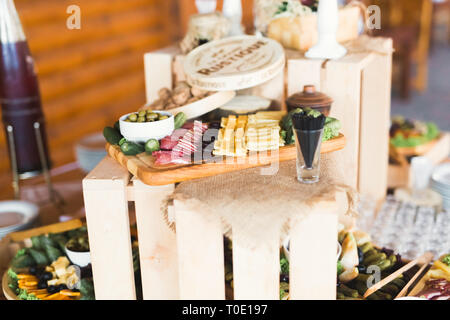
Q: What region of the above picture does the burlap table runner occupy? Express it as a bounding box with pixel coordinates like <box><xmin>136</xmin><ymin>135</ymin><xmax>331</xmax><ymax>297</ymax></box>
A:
<box><xmin>164</xmin><ymin>151</ymin><xmax>358</xmax><ymax>249</ymax></box>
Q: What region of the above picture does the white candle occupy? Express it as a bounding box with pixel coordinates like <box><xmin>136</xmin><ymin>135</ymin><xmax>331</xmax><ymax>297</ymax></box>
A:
<box><xmin>305</xmin><ymin>0</ymin><xmax>347</xmax><ymax>60</ymax></box>
<box><xmin>222</xmin><ymin>0</ymin><xmax>244</xmax><ymax>35</ymax></box>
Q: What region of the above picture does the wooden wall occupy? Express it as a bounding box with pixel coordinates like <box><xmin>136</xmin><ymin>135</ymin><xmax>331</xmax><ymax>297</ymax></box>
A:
<box><xmin>0</xmin><ymin>0</ymin><xmax>178</xmax><ymax>195</ymax></box>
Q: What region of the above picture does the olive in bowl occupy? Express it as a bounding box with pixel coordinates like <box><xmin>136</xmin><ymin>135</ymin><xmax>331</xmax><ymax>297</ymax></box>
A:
<box><xmin>119</xmin><ymin>110</ymin><xmax>174</xmax><ymax>143</ymax></box>
<box><xmin>65</xmin><ymin>235</ymin><xmax>91</xmax><ymax>268</ymax></box>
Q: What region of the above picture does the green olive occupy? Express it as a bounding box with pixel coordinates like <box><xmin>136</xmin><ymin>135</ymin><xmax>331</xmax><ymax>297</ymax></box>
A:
<box><xmin>138</xmin><ymin>110</ymin><xmax>147</xmax><ymax>117</ymax></box>
<box><xmin>146</xmin><ymin>112</ymin><xmax>159</xmax><ymax>120</ymax></box>
<box><xmin>128</xmin><ymin>113</ymin><xmax>138</xmax><ymax>122</ymax></box>
<box><xmin>137</xmin><ymin>116</ymin><xmax>146</xmax><ymax>123</ymax></box>
<box><xmin>159</xmin><ymin>115</ymin><xmax>169</xmax><ymax>120</ymax></box>
<box><xmin>146</xmin><ymin>109</ymin><xmax>153</xmax><ymax>114</ymax></box>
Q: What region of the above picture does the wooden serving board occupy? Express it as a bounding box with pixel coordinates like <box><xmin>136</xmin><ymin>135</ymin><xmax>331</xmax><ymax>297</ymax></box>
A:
<box><xmin>407</xmin><ymin>272</ymin><xmax>429</xmax><ymax>298</ymax></box>
<box><xmin>2</xmin><ymin>272</ymin><xmax>18</xmax><ymax>300</ymax></box>
<box><xmin>106</xmin><ymin>134</ymin><xmax>346</xmax><ymax>186</ymax></box>
<box><xmin>390</xmin><ymin>134</ymin><xmax>443</xmax><ymax>157</ymax></box>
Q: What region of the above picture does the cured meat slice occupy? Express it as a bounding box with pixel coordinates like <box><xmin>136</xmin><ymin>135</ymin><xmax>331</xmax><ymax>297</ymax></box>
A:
<box><xmin>160</xmin><ymin>129</ymin><xmax>188</xmax><ymax>150</ymax></box>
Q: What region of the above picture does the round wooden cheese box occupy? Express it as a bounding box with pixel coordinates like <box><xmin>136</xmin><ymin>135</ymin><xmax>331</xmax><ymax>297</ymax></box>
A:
<box><xmin>184</xmin><ymin>35</ymin><xmax>285</xmax><ymax>91</ymax></box>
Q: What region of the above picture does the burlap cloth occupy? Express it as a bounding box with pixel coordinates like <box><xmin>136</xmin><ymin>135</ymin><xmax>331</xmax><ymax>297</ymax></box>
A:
<box><xmin>163</xmin><ymin>150</ymin><xmax>358</xmax><ymax>249</ymax></box>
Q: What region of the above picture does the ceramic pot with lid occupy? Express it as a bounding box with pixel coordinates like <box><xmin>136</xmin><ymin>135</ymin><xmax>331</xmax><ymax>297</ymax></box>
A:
<box><xmin>285</xmin><ymin>85</ymin><xmax>333</xmax><ymax>116</ymax></box>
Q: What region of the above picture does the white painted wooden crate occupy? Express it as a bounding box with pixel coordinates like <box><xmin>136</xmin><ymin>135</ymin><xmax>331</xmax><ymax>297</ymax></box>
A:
<box><xmin>83</xmin><ymin>157</ymin><xmax>346</xmax><ymax>300</ymax></box>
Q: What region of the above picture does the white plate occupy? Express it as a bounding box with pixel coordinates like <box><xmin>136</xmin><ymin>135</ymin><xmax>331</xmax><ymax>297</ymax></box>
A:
<box><xmin>0</xmin><ymin>201</ymin><xmax>39</xmax><ymax>238</ymax></box>
<box><xmin>164</xmin><ymin>90</ymin><xmax>236</xmax><ymax>120</ymax></box>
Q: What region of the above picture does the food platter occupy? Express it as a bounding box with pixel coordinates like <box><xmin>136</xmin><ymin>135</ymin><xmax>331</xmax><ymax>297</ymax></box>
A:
<box><xmin>105</xmin><ymin>133</ymin><xmax>346</xmax><ymax>186</ymax></box>
<box><xmin>407</xmin><ymin>255</ymin><xmax>450</xmax><ymax>299</ymax></box>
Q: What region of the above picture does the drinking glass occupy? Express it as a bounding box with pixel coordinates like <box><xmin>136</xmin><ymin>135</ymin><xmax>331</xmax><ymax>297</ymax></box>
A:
<box><xmin>293</xmin><ymin>128</ymin><xmax>323</xmax><ymax>184</ymax></box>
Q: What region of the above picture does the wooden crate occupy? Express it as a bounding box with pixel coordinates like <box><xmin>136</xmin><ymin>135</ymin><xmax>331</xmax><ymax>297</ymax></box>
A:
<box><xmin>388</xmin><ymin>133</ymin><xmax>450</xmax><ymax>189</ymax></box>
<box><xmin>144</xmin><ymin>38</ymin><xmax>393</xmax><ymax>202</ymax></box>
<box><xmin>287</xmin><ymin>37</ymin><xmax>393</xmax><ymax>201</ymax></box>
<box><xmin>83</xmin><ymin>156</ymin><xmax>346</xmax><ymax>300</ymax></box>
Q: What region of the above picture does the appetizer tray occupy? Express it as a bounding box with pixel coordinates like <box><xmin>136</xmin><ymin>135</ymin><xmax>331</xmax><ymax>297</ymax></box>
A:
<box><xmin>105</xmin><ymin>133</ymin><xmax>346</xmax><ymax>186</ymax></box>
<box><xmin>391</xmin><ymin>133</ymin><xmax>444</xmax><ymax>157</ymax></box>
<box><xmin>407</xmin><ymin>270</ymin><xmax>431</xmax><ymax>297</ymax></box>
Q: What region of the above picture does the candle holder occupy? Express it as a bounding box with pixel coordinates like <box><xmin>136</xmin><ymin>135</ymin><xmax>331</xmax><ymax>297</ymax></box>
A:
<box><xmin>305</xmin><ymin>0</ymin><xmax>347</xmax><ymax>60</ymax></box>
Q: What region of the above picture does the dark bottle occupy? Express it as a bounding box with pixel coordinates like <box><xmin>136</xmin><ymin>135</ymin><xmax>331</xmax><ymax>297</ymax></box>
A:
<box><xmin>0</xmin><ymin>0</ymin><xmax>51</xmax><ymax>176</ymax></box>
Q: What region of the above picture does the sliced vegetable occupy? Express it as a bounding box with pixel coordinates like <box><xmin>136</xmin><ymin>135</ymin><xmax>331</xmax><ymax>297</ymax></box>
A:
<box><xmin>120</xmin><ymin>141</ymin><xmax>145</xmax><ymax>156</ymax></box>
<box><xmin>174</xmin><ymin>112</ymin><xmax>187</xmax><ymax>129</ymax></box>
<box><xmin>145</xmin><ymin>139</ymin><xmax>160</xmax><ymax>154</ymax></box>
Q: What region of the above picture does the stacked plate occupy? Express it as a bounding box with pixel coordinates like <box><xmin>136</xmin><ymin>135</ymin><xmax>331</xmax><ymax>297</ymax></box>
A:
<box><xmin>0</xmin><ymin>201</ymin><xmax>39</xmax><ymax>239</ymax></box>
<box><xmin>75</xmin><ymin>132</ymin><xmax>107</xmax><ymax>173</ymax></box>
<box><xmin>431</xmin><ymin>163</ymin><xmax>450</xmax><ymax>211</ymax></box>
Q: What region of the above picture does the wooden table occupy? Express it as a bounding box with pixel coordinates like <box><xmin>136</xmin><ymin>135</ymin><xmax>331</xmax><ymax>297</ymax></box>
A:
<box><xmin>0</xmin><ymin>163</ymin><xmax>86</xmax><ymax>226</ymax></box>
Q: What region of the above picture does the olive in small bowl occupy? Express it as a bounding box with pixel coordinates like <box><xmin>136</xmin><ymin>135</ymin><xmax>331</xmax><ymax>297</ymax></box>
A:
<box><xmin>119</xmin><ymin>110</ymin><xmax>174</xmax><ymax>143</ymax></box>
<box><xmin>65</xmin><ymin>235</ymin><xmax>91</xmax><ymax>268</ymax></box>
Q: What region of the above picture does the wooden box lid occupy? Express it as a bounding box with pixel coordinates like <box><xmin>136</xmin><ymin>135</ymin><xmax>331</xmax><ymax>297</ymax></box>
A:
<box><xmin>184</xmin><ymin>35</ymin><xmax>285</xmax><ymax>91</ymax></box>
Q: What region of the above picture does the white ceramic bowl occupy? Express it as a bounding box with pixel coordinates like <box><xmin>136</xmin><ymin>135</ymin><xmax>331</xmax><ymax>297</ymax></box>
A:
<box><xmin>65</xmin><ymin>246</ymin><xmax>91</xmax><ymax>268</ymax></box>
<box><xmin>119</xmin><ymin>111</ymin><xmax>174</xmax><ymax>143</ymax></box>
<box><xmin>282</xmin><ymin>237</ymin><xmax>342</xmax><ymax>262</ymax></box>
<box><xmin>75</xmin><ymin>132</ymin><xmax>107</xmax><ymax>172</ymax></box>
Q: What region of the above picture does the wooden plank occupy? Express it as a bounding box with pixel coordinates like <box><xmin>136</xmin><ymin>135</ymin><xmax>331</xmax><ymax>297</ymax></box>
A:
<box><xmin>35</xmin><ymin>29</ymin><xmax>167</xmax><ymax>77</ymax></box>
<box><xmin>287</xmin><ymin>58</ymin><xmax>323</xmax><ymax>97</ymax></box>
<box><xmin>40</xmin><ymin>51</ymin><xmax>144</xmax><ymax>101</ymax></box>
<box><xmin>82</xmin><ymin>157</ymin><xmax>136</xmax><ymax>299</ymax></box>
<box><xmin>323</xmin><ymin>59</ymin><xmax>365</xmax><ymax>189</ymax></box>
<box><xmin>43</xmin><ymin>70</ymin><xmax>144</xmax><ymax>124</ymax></box>
<box><xmin>17</xmin><ymin>0</ymin><xmax>161</xmax><ymax>27</ymax></box>
<box><xmin>359</xmin><ymin>41</ymin><xmax>392</xmax><ymax>201</ymax></box>
<box><xmin>144</xmin><ymin>51</ymin><xmax>175</xmax><ymax>103</ymax></box>
<box><xmin>106</xmin><ymin>133</ymin><xmax>346</xmax><ymax>186</ymax></box>
<box><xmin>174</xmin><ymin>199</ymin><xmax>225</xmax><ymax>300</ymax></box>
<box><xmin>232</xmin><ymin>231</ymin><xmax>279</xmax><ymax>300</ymax></box>
<box><xmin>9</xmin><ymin>219</ymin><xmax>84</xmax><ymax>242</ymax></box>
<box><xmin>27</xmin><ymin>7</ymin><xmax>165</xmax><ymax>53</ymax></box>
<box><xmin>289</xmin><ymin>191</ymin><xmax>342</xmax><ymax>300</ymax></box>
<box><xmin>38</xmin><ymin>95</ymin><xmax>145</xmax><ymax>172</ymax></box>
<box><xmin>133</xmin><ymin>180</ymin><xmax>179</xmax><ymax>299</ymax></box>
